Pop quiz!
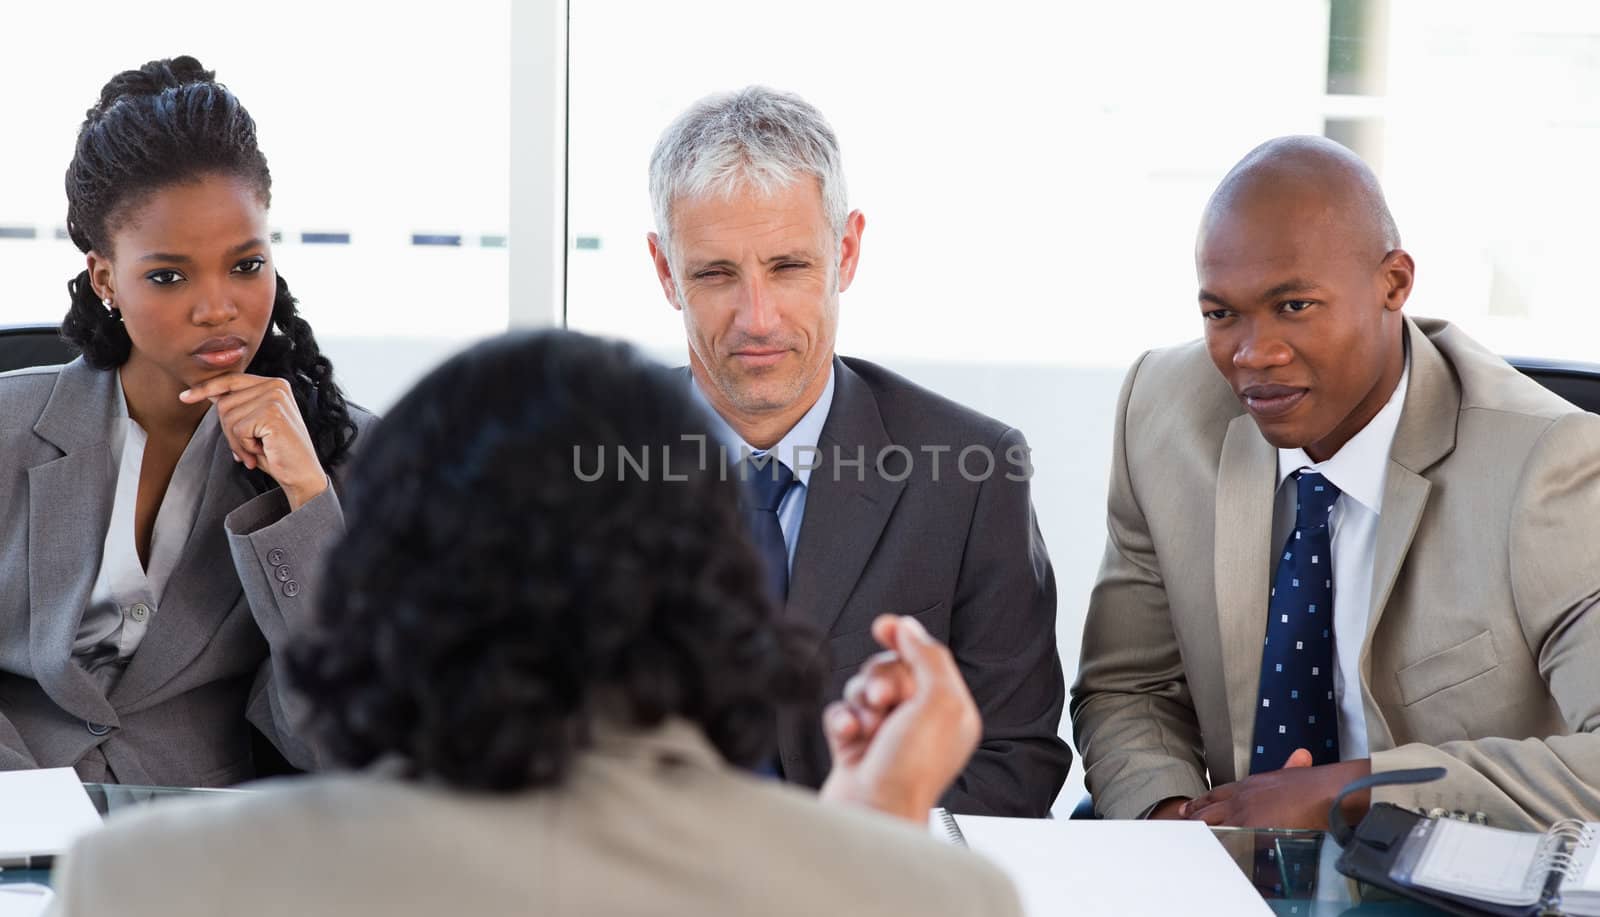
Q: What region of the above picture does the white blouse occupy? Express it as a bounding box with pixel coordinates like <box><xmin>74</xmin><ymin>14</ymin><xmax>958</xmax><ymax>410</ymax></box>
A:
<box><xmin>74</xmin><ymin>373</ymin><xmax>223</xmax><ymax>691</ymax></box>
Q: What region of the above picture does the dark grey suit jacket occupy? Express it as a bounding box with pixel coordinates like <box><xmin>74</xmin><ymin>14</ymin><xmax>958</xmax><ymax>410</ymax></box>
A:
<box><xmin>0</xmin><ymin>359</ymin><xmax>373</xmax><ymax>786</ymax></box>
<box><xmin>774</xmin><ymin>357</ymin><xmax>1071</xmax><ymax>816</ymax></box>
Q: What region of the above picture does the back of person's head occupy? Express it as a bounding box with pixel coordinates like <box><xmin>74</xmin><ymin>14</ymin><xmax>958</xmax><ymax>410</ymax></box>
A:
<box><xmin>60</xmin><ymin>55</ymin><xmax>355</xmax><ymax>470</ymax></box>
<box><xmin>649</xmin><ymin>85</ymin><xmax>847</xmax><ymax>257</ymax></box>
<box><xmin>292</xmin><ymin>329</ymin><xmax>823</xmax><ymax>791</ymax></box>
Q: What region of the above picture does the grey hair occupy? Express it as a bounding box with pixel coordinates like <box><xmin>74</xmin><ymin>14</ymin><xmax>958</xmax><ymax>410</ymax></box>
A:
<box><xmin>649</xmin><ymin>86</ymin><xmax>848</xmax><ymax>258</ymax></box>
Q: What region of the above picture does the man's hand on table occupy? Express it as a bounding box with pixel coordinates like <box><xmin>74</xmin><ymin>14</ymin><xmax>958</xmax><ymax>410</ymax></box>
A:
<box><xmin>1152</xmin><ymin>750</ymin><xmax>1373</xmax><ymax>830</ymax></box>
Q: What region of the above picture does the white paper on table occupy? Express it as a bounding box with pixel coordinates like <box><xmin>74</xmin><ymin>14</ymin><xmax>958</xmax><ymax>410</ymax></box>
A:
<box><xmin>946</xmin><ymin>816</ymin><xmax>1273</xmax><ymax>917</ymax></box>
<box><xmin>0</xmin><ymin>768</ymin><xmax>102</xmax><ymax>859</ymax></box>
<box><xmin>0</xmin><ymin>884</ymin><xmax>55</xmax><ymax>917</ymax></box>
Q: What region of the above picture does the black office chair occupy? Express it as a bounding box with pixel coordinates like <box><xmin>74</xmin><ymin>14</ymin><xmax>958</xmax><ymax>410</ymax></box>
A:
<box><xmin>0</xmin><ymin>323</ymin><xmax>78</xmax><ymax>372</ymax></box>
<box><xmin>1506</xmin><ymin>356</ymin><xmax>1600</xmax><ymax>414</ymax></box>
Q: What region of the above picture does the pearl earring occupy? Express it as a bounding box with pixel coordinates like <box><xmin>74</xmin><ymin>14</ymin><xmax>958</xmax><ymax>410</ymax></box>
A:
<box><xmin>102</xmin><ymin>297</ymin><xmax>113</xmax><ymax>313</ymax></box>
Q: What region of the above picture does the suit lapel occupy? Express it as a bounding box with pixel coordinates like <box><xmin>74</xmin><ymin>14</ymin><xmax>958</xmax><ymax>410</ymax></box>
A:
<box><xmin>786</xmin><ymin>359</ymin><xmax>907</xmax><ymax>639</ymax></box>
<box><xmin>1359</xmin><ymin>320</ymin><xmax>1458</xmax><ymax>747</ymax></box>
<box><xmin>110</xmin><ymin>436</ymin><xmax>252</xmax><ymax>706</ymax></box>
<box><xmin>1208</xmin><ymin>320</ymin><xmax>1457</xmax><ymax>769</ymax></box>
<box><xmin>1213</xmin><ymin>412</ymin><xmax>1278</xmax><ymax>781</ymax></box>
<box><xmin>26</xmin><ymin>361</ymin><xmax>121</xmax><ymax>725</ymax></box>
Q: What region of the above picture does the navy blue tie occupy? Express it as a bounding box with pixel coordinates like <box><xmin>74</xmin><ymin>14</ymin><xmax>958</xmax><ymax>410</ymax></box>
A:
<box><xmin>740</xmin><ymin>455</ymin><xmax>795</xmax><ymax>603</ymax></box>
<box><xmin>1250</xmin><ymin>470</ymin><xmax>1342</xmax><ymax>774</ymax></box>
<box><xmin>741</xmin><ymin>455</ymin><xmax>795</xmax><ymax>780</ymax></box>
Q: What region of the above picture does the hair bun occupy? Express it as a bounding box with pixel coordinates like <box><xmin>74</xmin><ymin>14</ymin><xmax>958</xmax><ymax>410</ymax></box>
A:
<box><xmin>93</xmin><ymin>56</ymin><xmax>215</xmax><ymax>114</ymax></box>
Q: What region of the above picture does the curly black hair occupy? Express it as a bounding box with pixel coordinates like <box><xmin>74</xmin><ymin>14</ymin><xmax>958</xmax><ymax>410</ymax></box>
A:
<box><xmin>59</xmin><ymin>55</ymin><xmax>357</xmax><ymax>474</ymax></box>
<box><xmin>290</xmin><ymin>330</ymin><xmax>824</xmax><ymax>791</ymax></box>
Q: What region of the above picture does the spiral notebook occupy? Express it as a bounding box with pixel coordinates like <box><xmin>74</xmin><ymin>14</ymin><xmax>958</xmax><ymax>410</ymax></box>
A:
<box><xmin>1389</xmin><ymin>817</ymin><xmax>1600</xmax><ymax>915</ymax></box>
<box><xmin>928</xmin><ymin>808</ymin><xmax>1273</xmax><ymax>916</ymax></box>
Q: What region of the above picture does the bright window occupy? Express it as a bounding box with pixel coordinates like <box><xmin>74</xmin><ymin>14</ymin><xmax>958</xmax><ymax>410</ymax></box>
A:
<box><xmin>565</xmin><ymin>0</ymin><xmax>1600</xmax><ymax>367</ymax></box>
<box><xmin>0</xmin><ymin>1</ymin><xmax>512</xmax><ymax>408</ymax></box>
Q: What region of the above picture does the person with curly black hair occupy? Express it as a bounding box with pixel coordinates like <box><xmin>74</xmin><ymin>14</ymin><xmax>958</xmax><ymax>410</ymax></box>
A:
<box><xmin>0</xmin><ymin>56</ymin><xmax>373</xmax><ymax>785</ymax></box>
<box><xmin>45</xmin><ymin>330</ymin><xmax>1020</xmax><ymax>917</ymax></box>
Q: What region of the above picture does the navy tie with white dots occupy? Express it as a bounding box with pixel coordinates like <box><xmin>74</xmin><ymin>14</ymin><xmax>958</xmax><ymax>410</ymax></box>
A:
<box><xmin>1250</xmin><ymin>469</ymin><xmax>1342</xmax><ymax>774</ymax></box>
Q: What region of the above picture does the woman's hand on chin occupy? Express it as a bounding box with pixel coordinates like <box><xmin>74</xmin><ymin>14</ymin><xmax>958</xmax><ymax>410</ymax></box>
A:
<box><xmin>181</xmin><ymin>374</ymin><xmax>327</xmax><ymax>510</ymax></box>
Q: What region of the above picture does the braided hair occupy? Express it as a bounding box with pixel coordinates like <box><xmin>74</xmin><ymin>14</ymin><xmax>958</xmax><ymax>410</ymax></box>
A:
<box><xmin>60</xmin><ymin>55</ymin><xmax>357</xmax><ymax>473</ymax></box>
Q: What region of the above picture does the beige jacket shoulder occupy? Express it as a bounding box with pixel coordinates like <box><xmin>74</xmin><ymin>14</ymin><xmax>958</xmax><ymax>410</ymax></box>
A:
<box><xmin>46</xmin><ymin>720</ymin><xmax>1021</xmax><ymax>917</ymax></box>
<box><xmin>1071</xmin><ymin>317</ymin><xmax>1600</xmax><ymax>828</ymax></box>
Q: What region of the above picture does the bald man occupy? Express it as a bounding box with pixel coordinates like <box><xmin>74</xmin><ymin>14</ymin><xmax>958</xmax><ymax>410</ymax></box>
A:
<box><xmin>1071</xmin><ymin>136</ymin><xmax>1600</xmax><ymax>831</ymax></box>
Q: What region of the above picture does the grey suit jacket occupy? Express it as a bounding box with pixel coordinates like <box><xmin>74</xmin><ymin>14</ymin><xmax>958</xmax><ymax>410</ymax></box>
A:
<box><xmin>0</xmin><ymin>359</ymin><xmax>373</xmax><ymax>786</ymax></box>
<box><xmin>46</xmin><ymin>719</ymin><xmax>1022</xmax><ymax>917</ymax></box>
<box><xmin>774</xmin><ymin>356</ymin><xmax>1072</xmax><ymax>817</ymax></box>
<box><xmin>1072</xmin><ymin>317</ymin><xmax>1600</xmax><ymax>828</ymax></box>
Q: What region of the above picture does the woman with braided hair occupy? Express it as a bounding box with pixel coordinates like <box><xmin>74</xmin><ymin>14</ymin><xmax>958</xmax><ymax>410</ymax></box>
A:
<box><xmin>0</xmin><ymin>55</ymin><xmax>373</xmax><ymax>785</ymax></box>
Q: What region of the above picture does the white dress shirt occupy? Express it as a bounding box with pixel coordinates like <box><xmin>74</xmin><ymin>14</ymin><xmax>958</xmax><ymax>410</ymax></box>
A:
<box><xmin>75</xmin><ymin>372</ymin><xmax>222</xmax><ymax>691</ymax></box>
<box><xmin>692</xmin><ymin>366</ymin><xmax>836</xmax><ymax>570</ymax></box>
<box><xmin>1271</xmin><ymin>360</ymin><xmax>1410</xmax><ymax>761</ymax></box>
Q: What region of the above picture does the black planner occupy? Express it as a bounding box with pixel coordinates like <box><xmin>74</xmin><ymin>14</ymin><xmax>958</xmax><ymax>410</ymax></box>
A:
<box><xmin>1332</xmin><ymin>768</ymin><xmax>1600</xmax><ymax>916</ymax></box>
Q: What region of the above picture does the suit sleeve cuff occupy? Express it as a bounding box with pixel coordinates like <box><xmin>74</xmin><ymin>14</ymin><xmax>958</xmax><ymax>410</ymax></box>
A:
<box><xmin>225</xmin><ymin>482</ymin><xmax>345</xmax><ymax>632</ymax></box>
<box><xmin>1096</xmin><ymin>766</ymin><xmax>1210</xmax><ymax>820</ymax></box>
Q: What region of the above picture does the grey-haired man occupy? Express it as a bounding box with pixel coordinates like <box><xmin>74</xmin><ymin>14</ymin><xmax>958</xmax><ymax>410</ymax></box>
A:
<box><xmin>645</xmin><ymin>87</ymin><xmax>1072</xmax><ymax>817</ymax></box>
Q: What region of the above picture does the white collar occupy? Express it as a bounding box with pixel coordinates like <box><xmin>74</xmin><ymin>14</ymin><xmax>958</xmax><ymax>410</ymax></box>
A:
<box><xmin>1276</xmin><ymin>358</ymin><xmax>1410</xmax><ymax>514</ymax></box>
<box><xmin>691</xmin><ymin>363</ymin><xmax>836</xmax><ymax>489</ymax></box>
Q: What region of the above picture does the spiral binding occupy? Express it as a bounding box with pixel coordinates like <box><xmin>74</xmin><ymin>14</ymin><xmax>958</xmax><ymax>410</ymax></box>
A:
<box><xmin>934</xmin><ymin>808</ymin><xmax>967</xmax><ymax>847</ymax></box>
<box><xmin>1527</xmin><ymin>818</ymin><xmax>1595</xmax><ymax>899</ymax></box>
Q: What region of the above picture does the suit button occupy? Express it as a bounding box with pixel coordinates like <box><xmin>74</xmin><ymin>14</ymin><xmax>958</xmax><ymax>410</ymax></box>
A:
<box><xmin>283</xmin><ymin>581</ymin><xmax>300</xmax><ymax>598</ymax></box>
<box><xmin>267</xmin><ymin>549</ymin><xmax>286</xmax><ymax>565</ymax></box>
<box><xmin>129</xmin><ymin>603</ymin><xmax>150</xmax><ymax>623</ymax></box>
<box><xmin>275</xmin><ymin>565</ymin><xmax>292</xmax><ymax>583</ymax></box>
<box><xmin>86</xmin><ymin>721</ymin><xmax>111</xmax><ymax>736</ymax></box>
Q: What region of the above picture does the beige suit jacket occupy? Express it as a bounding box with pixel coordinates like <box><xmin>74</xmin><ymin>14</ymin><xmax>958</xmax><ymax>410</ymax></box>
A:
<box><xmin>46</xmin><ymin>719</ymin><xmax>1021</xmax><ymax>917</ymax></box>
<box><xmin>1071</xmin><ymin>317</ymin><xmax>1600</xmax><ymax>829</ymax></box>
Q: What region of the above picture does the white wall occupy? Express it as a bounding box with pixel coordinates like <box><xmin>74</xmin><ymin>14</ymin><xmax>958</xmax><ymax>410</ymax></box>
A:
<box><xmin>887</xmin><ymin>358</ymin><xmax>1127</xmax><ymax>813</ymax></box>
